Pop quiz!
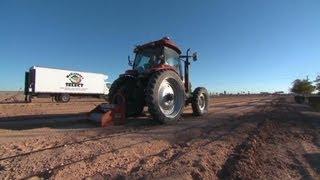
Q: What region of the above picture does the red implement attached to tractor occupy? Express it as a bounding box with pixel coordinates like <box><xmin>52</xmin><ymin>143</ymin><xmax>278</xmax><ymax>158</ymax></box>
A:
<box><xmin>88</xmin><ymin>92</ymin><xmax>126</xmax><ymax>127</ymax></box>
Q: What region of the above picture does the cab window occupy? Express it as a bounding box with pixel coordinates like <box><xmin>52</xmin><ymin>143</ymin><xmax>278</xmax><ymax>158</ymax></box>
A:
<box><xmin>164</xmin><ymin>47</ymin><xmax>182</xmax><ymax>76</ymax></box>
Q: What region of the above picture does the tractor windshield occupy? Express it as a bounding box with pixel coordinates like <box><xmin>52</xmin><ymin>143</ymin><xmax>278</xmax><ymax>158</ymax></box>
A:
<box><xmin>133</xmin><ymin>48</ymin><xmax>161</xmax><ymax>73</ymax></box>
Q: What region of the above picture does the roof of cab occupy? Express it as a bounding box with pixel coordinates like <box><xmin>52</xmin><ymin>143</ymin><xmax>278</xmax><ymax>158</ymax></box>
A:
<box><xmin>135</xmin><ymin>37</ymin><xmax>182</xmax><ymax>54</ymax></box>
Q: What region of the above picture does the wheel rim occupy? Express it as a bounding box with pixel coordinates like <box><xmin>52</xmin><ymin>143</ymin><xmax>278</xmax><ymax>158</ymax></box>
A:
<box><xmin>157</xmin><ymin>78</ymin><xmax>183</xmax><ymax>118</ymax></box>
<box><xmin>198</xmin><ymin>93</ymin><xmax>206</xmax><ymax>111</ymax></box>
<box><xmin>62</xmin><ymin>95</ymin><xmax>68</xmax><ymax>101</ymax></box>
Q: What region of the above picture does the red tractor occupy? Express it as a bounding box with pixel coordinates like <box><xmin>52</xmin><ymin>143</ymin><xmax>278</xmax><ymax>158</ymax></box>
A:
<box><xmin>108</xmin><ymin>37</ymin><xmax>209</xmax><ymax>123</ymax></box>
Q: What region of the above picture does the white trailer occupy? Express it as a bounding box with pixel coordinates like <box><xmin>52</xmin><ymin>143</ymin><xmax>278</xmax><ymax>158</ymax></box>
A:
<box><xmin>24</xmin><ymin>66</ymin><xmax>110</xmax><ymax>102</ymax></box>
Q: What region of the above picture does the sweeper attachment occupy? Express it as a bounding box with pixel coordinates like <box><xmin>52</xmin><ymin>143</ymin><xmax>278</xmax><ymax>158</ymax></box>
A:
<box><xmin>89</xmin><ymin>37</ymin><xmax>209</xmax><ymax>126</ymax></box>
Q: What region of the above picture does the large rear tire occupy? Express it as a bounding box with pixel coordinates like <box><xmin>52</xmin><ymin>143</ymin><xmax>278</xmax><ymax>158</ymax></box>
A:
<box><xmin>191</xmin><ymin>87</ymin><xmax>209</xmax><ymax>116</ymax></box>
<box><xmin>109</xmin><ymin>76</ymin><xmax>144</xmax><ymax>117</ymax></box>
<box><xmin>108</xmin><ymin>76</ymin><xmax>129</xmax><ymax>102</ymax></box>
<box><xmin>146</xmin><ymin>70</ymin><xmax>185</xmax><ymax>124</ymax></box>
<box><xmin>118</xmin><ymin>84</ymin><xmax>144</xmax><ymax>117</ymax></box>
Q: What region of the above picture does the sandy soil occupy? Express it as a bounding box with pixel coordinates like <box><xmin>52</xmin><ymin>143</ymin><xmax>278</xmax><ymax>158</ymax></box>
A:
<box><xmin>0</xmin><ymin>96</ymin><xmax>319</xmax><ymax>179</ymax></box>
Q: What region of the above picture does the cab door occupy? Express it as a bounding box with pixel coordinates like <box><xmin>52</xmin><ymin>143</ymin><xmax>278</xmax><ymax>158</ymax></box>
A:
<box><xmin>164</xmin><ymin>47</ymin><xmax>183</xmax><ymax>79</ymax></box>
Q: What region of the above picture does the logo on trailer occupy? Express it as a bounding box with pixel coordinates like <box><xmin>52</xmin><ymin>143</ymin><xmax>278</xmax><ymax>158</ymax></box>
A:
<box><xmin>66</xmin><ymin>73</ymin><xmax>84</xmax><ymax>87</ymax></box>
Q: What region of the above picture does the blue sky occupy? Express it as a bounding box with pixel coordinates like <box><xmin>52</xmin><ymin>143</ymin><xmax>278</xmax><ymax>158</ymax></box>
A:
<box><xmin>0</xmin><ymin>0</ymin><xmax>319</xmax><ymax>93</ymax></box>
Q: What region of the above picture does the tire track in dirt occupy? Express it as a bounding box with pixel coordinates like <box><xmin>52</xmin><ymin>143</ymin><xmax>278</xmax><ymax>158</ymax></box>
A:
<box><xmin>217</xmin><ymin>99</ymin><xmax>282</xmax><ymax>179</ymax></box>
<box><xmin>126</xmin><ymin>122</ymin><xmax>254</xmax><ymax>179</ymax></box>
<box><xmin>21</xmin><ymin>140</ymin><xmax>153</xmax><ymax>180</ymax></box>
<box><xmin>85</xmin><ymin>98</ymin><xmax>277</xmax><ymax>179</ymax></box>
<box><xmin>2</xmin><ymin>121</ymin><xmax>230</xmax><ymax>179</ymax></box>
<box><xmin>217</xmin><ymin>118</ymin><xmax>279</xmax><ymax>179</ymax></box>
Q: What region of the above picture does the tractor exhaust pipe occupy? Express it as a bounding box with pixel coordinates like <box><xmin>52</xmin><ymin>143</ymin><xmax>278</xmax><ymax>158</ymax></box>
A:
<box><xmin>184</xmin><ymin>48</ymin><xmax>191</xmax><ymax>93</ymax></box>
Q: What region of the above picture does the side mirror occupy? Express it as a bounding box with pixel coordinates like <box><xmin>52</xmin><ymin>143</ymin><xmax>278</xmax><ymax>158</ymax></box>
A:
<box><xmin>128</xmin><ymin>56</ymin><xmax>133</xmax><ymax>66</ymax></box>
<box><xmin>192</xmin><ymin>52</ymin><xmax>198</xmax><ymax>61</ymax></box>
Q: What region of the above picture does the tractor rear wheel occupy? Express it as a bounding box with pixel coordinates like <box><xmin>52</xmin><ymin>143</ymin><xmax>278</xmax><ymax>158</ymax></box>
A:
<box><xmin>108</xmin><ymin>76</ymin><xmax>129</xmax><ymax>102</ymax></box>
<box><xmin>109</xmin><ymin>76</ymin><xmax>144</xmax><ymax>117</ymax></box>
<box><xmin>118</xmin><ymin>84</ymin><xmax>144</xmax><ymax>117</ymax></box>
<box><xmin>191</xmin><ymin>87</ymin><xmax>209</xmax><ymax>116</ymax></box>
<box><xmin>146</xmin><ymin>70</ymin><xmax>185</xmax><ymax>124</ymax></box>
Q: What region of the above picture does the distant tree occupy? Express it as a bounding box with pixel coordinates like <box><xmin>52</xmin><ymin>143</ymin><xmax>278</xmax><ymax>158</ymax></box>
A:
<box><xmin>315</xmin><ymin>75</ymin><xmax>320</xmax><ymax>94</ymax></box>
<box><xmin>290</xmin><ymin>78</ymin><xmax>315</xmax><ymax>95</ymax></box>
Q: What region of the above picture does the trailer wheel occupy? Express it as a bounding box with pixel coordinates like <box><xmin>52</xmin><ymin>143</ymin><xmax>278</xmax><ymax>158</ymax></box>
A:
<box><xmin>191</xmin><ymin>87</ymin><xmax>209</xmax><ymax>116</ymax></box>
<box><xmin>59</xmin><ymin>94</ymin><xmax>70</xmax><ymax>103</ymax></box>
<box><xmin>146</xmin><ymin>70</ymin><xmax>185</xmax><ymax>124</ymax></box>
<box><xmin>54</xmin><ymin>95</ymin><xmax>60</xmax><ymax>102</ymax></box>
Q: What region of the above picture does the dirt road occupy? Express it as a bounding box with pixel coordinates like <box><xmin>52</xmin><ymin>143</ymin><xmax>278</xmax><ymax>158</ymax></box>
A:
<box><xmin>0</xmin><ymin>96</ymin><xmax>319</xmax><ymax>179</ymax></box>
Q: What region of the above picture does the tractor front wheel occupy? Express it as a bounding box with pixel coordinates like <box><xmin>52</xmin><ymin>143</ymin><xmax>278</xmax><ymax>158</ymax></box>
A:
<box><xmin>146</xmin><ymin>70</ymin><xmax>185</xmax><ymax>124</ymax></box>
<box><xmin>191</xmin><ymin>87</ymin><xmax>209</xmax><ymax>116</ymax></box>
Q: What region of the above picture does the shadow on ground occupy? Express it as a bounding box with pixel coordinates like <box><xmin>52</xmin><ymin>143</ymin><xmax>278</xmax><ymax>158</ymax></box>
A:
<box><xmin>0</xmin><ymin>112</ymin><xmax>164</xmax><ymax>130</ymax></box>
<box><xmin>304</xmin><ymin>153</ymin><xmax>320</xmax><ymax>174</ymax></box>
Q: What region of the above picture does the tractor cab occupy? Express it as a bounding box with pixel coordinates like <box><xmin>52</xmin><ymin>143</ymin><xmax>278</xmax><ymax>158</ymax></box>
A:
<box><xmin>131</xmin><ymin>37</ymin><xmax>183</xmax><ymax>77</ymax></box>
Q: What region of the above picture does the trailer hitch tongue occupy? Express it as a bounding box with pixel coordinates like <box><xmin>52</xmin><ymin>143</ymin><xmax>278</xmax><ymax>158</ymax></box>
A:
<box><xmin>88</xmin><ymin>93</ymin><xmax>126</xmax><ymax>127</ymax></box>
